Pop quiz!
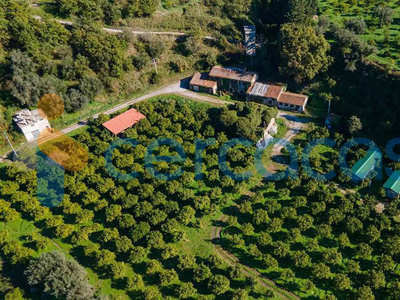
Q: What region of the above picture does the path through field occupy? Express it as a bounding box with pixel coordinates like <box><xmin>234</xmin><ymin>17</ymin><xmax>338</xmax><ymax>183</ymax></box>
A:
<box><xmin>210</xmin><ymin>113</ymin><xmax>309</xmax><ymax>299</ymax></box>
<box><xmin>211</xmin><ymin>215</ymin><xmax>300</xmax><ymax>300</ymax></box>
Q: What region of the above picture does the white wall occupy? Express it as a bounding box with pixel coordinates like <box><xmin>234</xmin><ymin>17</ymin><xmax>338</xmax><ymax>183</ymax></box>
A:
<box><xmin>19</xmin><ymin>119</ymin><xmax>50</xmax><ymax>142</ymax></box>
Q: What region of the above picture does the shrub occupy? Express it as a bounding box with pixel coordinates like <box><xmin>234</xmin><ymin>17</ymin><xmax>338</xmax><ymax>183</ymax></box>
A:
<box><xmin>344</xmin><ymin>18</ymin><xmax>367</xmax><ymax>34</ymax></box>
<box><xmin>25</xmin><ymin>251</ymin><xmax>95</xmax><ymax>300</ymax></box>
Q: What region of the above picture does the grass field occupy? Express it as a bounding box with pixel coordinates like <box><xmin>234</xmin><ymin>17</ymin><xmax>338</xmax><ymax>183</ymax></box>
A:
<box><xmin>320</xmin><ymin>0</ymin><xmax>400</xmax><ymax>70</ymax></box>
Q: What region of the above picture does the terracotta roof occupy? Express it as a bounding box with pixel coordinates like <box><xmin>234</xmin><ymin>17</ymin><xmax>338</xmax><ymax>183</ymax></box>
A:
<box><xmin>265</xmin><ymin>85</ymin><xmax>285</xmax><ymax>99</ymax></box>
<box><xmin>278</xmin><ymin>92</ymin><xmax>308</xmax><ymax>106</ymax></box>
<box><xmin>247</xmin><ymin>83</ymin><xmax>285</xmax><ymax>99</ymax></box>
<box><xmin>209</xmin><ymin>66</ymin><xmax>257</xmax><ymax>83</ymax></box>
<box><xmin>190</xmin><ymin>73</ymin><xmax>217</xmax><ymax>89</ymax></box>
<box><xmin>103</xmin><ymin>108</ymin><xmax>146</xmax><ymax>135</ymax></box>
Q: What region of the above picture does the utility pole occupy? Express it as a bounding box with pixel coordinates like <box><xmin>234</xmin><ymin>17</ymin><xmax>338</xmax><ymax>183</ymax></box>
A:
<box><xmin>2</xmin><ymin>131</ymin><xmax>17</xmax><ymax>158</ymax></box>
<box><xmin>327</xmin><ymin>100</ymin><xmax>331</xmax><ymax>116</ymax></box>
<box><xmin>152</xmin><ymin>58</ymin><xmax>158</xmax><ymax>74</ymax></box>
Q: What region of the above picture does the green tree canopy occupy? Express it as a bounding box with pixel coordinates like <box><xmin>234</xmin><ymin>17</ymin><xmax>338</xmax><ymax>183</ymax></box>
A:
<box><xmin>279</xmin><ymin>23</ymin><xmax>333</xmax><ymax>83</ymax></box>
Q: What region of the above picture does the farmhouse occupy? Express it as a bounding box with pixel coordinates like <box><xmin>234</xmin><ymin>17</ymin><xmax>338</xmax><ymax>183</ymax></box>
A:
<box><xmin>246</xmin><ymin>82</ymin><xmax>308</xmax><ymax>113</ymax></box>
<box><xmin>189</xmin><ymin>66</ymin><xmax>309</xmax><ymax>113</ymax></box>
<box><xmin>13</xmin><ymin>109</ymin><xmax>51</xmax><ymax>142</ymax></box>
<box><xmin>383</xmin><ymin>171</ymin><xmax>400</xmax><ymax>200</ymax></box>
<box><xmin>277</xmin><ymin>92</ymin><xmax>309</xmax><ymax>113</ymax></box>
<box><xmin>209</xmin><ymin>66</ymin><xmax>258</xmax><ymax>95</ymax></box>
<box><xmin>246</xmin><ymin>82</ymin><xmax>285</xmax><ymax>106</ymax></box>
<box><xmin>351</xmin><ymin>150</ymin><xmax>382</xmax><ymax>184</ymax></box>
<box><xmin>103</xmin><ymin>108</ymin><xmax>146</xmax><ymax>135</ymax></box>
<box><xmin>189</xmin><ymin>73</ymin><xmax>217</xmax><ymax>95</ymax></box>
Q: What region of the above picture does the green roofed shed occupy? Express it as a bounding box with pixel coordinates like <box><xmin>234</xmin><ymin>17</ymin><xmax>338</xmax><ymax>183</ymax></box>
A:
<box><xmin>383</xmin><ymin>171</ymin><xmax>400</xmax><ymax>200</ymax></box>
<box><xmin>351</xmin><ymin>150</ymin><xmax>382</xmax><ymax>183</ymax></box>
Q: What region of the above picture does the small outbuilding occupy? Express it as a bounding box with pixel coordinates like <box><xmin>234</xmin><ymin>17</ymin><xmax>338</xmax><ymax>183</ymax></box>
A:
<box><xmin>383</xmin><ymin>171</ymin><xmax>400</xmax><ymax>200</ymax></box>
<box><xmin>277</xmin><ymin>92</ymin><xmax>309</xmax><ymax>113</ymax></box>
<box><xmin>244</xmin><ymin>25</ymin><xmax>256</xmax><ymax>57</ymax></box>
<box><xmin>351</xmin><ymin>150</ymin><xmax>382</xmax><ymax>183</ymax></box>
<box><xmin>13</xmin><ymin>109</ymin><xmax>51</xmax><ymax>142</ymax></box>
<box><xmin>189</xmin><ymin>73</ymin><xmax>217</xmax><ymax>95</ymax></box>
<box><xmin>103</xmin><ymin>108</ymin><xmax>146</xmax><ymax>135</ymax></box>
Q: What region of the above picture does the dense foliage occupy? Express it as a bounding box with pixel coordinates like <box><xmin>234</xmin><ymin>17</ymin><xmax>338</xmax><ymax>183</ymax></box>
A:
<box><xmin>0</xmin><ymin>97</ymin><xmax>277</xmax><ymax>299</ymax></box>
<box><xmin>55</xmin><ymin>0</ymin><xmax>160</xmax><ymax>24</ymax></box>
<box><xmin>220</xmin><ymin>125</ymin><xmax>400</xmax><ymax>299</ymax></box>
<box><xmin>279</xmin><ymin>23</ymin><xmax>332</xmax><ymax>83</ymax></box>
<box><xmin>25</xmin><ymin>251</ymin><xmax>96</xmax><ymax>300</ymax></box>
<box><xmin>0</xmin><ymin>0</ymin><xmax>227</xmax><ymax>153</ymax></box>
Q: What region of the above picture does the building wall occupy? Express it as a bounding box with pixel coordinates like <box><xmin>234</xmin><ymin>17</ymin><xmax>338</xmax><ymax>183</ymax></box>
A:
<box><xmin>18</xmin><ymin>119</ymin><xmax>50</xmax><ymax>142</ymax></box>
<box><xmin>210</xmin><ymin>77</ymin><xmax>254</xmax><ymax>95</ymax></box>
<box><xmin>24</xmin><ymin>132</ymin><xmax>36</xmax><ymax>142</ymax></box>
<box><xmin>247</xmin><ymin>95</ymin><xmax>277</xmax><ymax>107</ymax></box>
<box><xmin>190</xmin><ymin>84</ymin><xmax>216</xmax><ymax>95</ymax></box>
<box><xmin>247</xmin><ymin>94</ymin><xmax>307</xmax><ymax>113</ymax></box>
<box><xmin>20</xmin><ymin>124</ymin><xmax>39</xmax><ymax>135</ymax></box>
<box><xmin>386</xmin><ymin>189</ymin><xmax>399</xmax><ymax>200</ymax></box>
<box><xmin>278</xmin><ymin>102</ymin><xmax>303</xmax><ymax>112</ymax></box>
<box><xmin>37</xmin><ymin>119</ymin><xmax>51</xmax><ymax>132</ymax></box>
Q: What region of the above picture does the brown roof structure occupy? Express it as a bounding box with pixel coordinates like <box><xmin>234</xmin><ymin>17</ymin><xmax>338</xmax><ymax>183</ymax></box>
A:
<box><xmin>265</xmin><ymin>85</ymin><xmax>285</xmax><ymax>99</ymax></box>
<box><xmin>278</xmin><ymin>92</ymin><xmax>308</xmax><ymax>106</ymax></box>
<box><xmin>209</xmin><ymin>66</ymin><xmax>257</xmax><ymax>83</ymax></box>
<box><xmin>103</xmin><ymin>108</ymin><xmax>146</xmax><ymax>135</ymax></box>
<box><xmin>247</xmin><ymin>82</ymin><xmax>285</xmax><ymax>100</ymax></box>
<box><xmin>190</xmin><ymin>73</ymin><xmax>217</xmax><ymax>89</ymax></box>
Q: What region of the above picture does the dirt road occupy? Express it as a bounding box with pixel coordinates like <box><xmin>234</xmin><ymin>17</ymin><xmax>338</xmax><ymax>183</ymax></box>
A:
<box><xmin>272</xmin><ymin>112</ymin><xmax>309</xmax><ymax>157</ymax></box>
<box><xmin>32</xmin><ymin>14</ymin><xmax>214</xmax><ymax>40</ymax></box>
<box><xmin>211</xmin><ymin>215</ymin><xmax>300</xmax><ymax>300</ymax></box>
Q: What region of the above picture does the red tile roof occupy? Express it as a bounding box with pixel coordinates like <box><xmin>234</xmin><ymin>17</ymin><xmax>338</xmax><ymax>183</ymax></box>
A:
<box><xmin>278</xmin><ymin>92</ymin><xmax>308</xmax><ymax>107</ymax></box>
<box><xmin>103</xmin><ymin>108</ymin><xmax>146</xmax><ymax>135</ymax></box>
<box><xmin>247</xmin><ymin>83</ymin><xmax>285</xmax><ymax>100</ymax></box>
<box><xmin>265</xmin><ymin>85</ymin><xmax>285</xmax><ymax>99</ymax></box>
<box><xmin>190</xmin><ymin>73</ymin><xmax>217</xmax><ymax>89</ymax></box>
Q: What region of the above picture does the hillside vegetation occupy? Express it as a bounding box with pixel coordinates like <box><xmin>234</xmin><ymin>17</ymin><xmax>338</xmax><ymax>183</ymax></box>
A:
<box><xmin>320</xmin><ymin>0</ymin><xmax>400</xmax><ymax>70</ymax></box>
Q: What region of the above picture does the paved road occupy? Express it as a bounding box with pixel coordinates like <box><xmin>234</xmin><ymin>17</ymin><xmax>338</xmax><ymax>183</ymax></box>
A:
<box><xmin>0</xmin><ymin>78</ymin><xmax>230</xmax><ymax>161</ymax></box>
<box><xmin>211</xmin><ymin>214</ymin><xmax>300</xmax><ymax>300</ymax></box>
<box><xmin>61</xmin><ymin>79</ymin><xmax>230</xmax><ymax>134</ymax></box>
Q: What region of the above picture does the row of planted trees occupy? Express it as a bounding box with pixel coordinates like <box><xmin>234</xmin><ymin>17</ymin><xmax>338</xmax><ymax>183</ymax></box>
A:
<box><xmin>0</xmin><ymin>98</ymin><xmax>277</xmax><ymax>299</ymax></box>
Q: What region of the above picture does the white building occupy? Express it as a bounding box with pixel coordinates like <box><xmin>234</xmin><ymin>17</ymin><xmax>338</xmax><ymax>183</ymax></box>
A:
<box><xmin>13</xmin><ymin>109</ymin><xmax>51</xmax><ymax>142</ymax></box>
